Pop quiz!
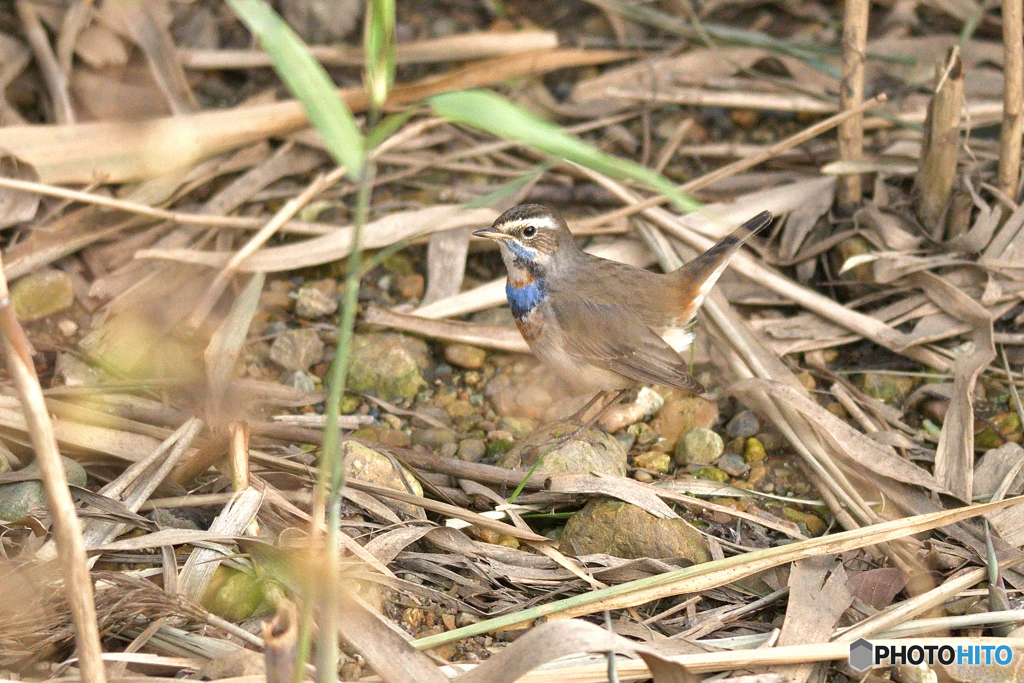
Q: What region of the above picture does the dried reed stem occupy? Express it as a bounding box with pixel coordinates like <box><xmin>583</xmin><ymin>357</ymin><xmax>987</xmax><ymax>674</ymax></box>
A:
<box><xmin>917</xmin><ymin>48</ymin><xmax>964</xmax><ymax>239</ymax></box>
<box><xmin>837</xmin><ymin>0</ymin><xmax>870</xmax><ymax>211</ymax></box>
<box><xmin>998</xmin><ymin>0</ymin><xmax>1023</xmax><ymax>200</ymax></box>
<box><xmin>0</xmin><ymin>253</ymin><xmax>106</xmax><ymax>682</ymax></box>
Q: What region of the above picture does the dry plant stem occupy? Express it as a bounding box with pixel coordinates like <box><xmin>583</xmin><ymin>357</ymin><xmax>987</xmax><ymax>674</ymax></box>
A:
<box><xmin>837</xmin><ymin>0</ymin><xmax>870</xmax><ymax>210</ymax></box>
<box><xmin>0</xmin><ymin>177</ymin><xmax>335</xmax><ymax>235</ymax></box>
<box><xmin>264</xmin><ymin>602</ymin><xmax>299</xmax><ymax>683</ymax></box>
<box><xmin>186</xmin><ymin>166</ymin><xmax>347</xmax><ymax>328</ymax></box>
<box><xmin>998</xmin><ymin>0</ymin><xmax>1023</xmax><ymax>199</ymax></box>
<box><xmin>917</xmin><ymin>48</ymin><xmax>964</xmax><ymax>239</ymax></box>
<box><xmin>0</xmin><ymin>253</ymin><xmax>106</xmax><ymax>683</ymax></box>
<box><xmin>180</xmin><ymin>30</ymin><xmax>558</xmax><ymax>69</ymax></box>
<box><xmin>575</xmin><ymin>94</ymin><xmax>887</xmax><ymax>232</ymax></box>
<box><xmin>56</xmin><ymin>0</ymin><xmax>95</xmax><ymax>75</ymax></box>
<box><xmin>15</xmin><ymin>0</ymin><xmax>75</xmax><ymax>124</ymax></box>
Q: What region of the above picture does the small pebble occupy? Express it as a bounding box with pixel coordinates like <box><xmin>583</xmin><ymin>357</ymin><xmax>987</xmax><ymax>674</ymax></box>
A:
<box><xmin>674</xmin><ymin>427</ymin><xmax>724</xmax><ymax>466</ymax></box>
<box><xmin>695</xmin><ymin>466</ymin><xmax>730</xmax><ymax>483</ymax></box>
<box><xmin>725</xmin><ymin>437</ymin><xmax>746</xmax><ymax>455</ymax></box>
<box><xmin>725</xmin><ymin>410</ymin><xmax>759</xmax><ymax>439</ymax></box>
<box><xmin>457</xmin><ymin>439</ymin><xmax>486</xmax><ymax>462</ymax></box>
<box><xmin>633</xmin><ymin>470</ymin><xmax>654</xmax><ymax>483</ymax></box>
<box><xmin>58</xmin><ymin>319</ymin><xmax>78</xmax><ymax>337</ymax></box>
<box><xmin>294</xmin><ymin>286</ymin><xmax>338</xmax><ymax>319</ymax></box>
<box><xmin>283</xmin><ymin>370</ymin><xmax>316</xmax><ymax>393</ymax></box>
<box><xmin>11</xmin><ymin>269</ymin><xmax>75</xmax><ymax>321</ymax></box>
<box><xmin>445</xmin><ymin>344</ymin><xmax>487</xmax><ymax>370</ymax></box>
<box><xmin>269</xmin><ymin>328</ymin><xmax>325</xmax><ymax>372</ymax></box>
<box><xmin>633</xmin><ymin>451</ymin><xmax>671</xmax><ymax>473</ymax></box>
<box><xmin>487</xmin><ymin>429</ymin><xmax>514</xmax><ymax>443</ymax></box>
<box><xmin>498</xmin><ymin>416</ymin><xmax>535</xmax><ymax>439</ymax></box>
<box><xmin>716</xmin><ymin>452</ymin><xmax>749</xmax><ymax>477</ymax></box>
<box><xmin>394</xmin><ymin>273</ymin><xmax>425</xmax><ymax>299</ymax></box>
<box><xmin>796</xmin><ymin>371</ymin><xmax>817</xmax><ymax>391</ymax></box>
<box><xmin>627</xmin><ymin>423</ymin><xmax>659</xmax><ymax>449</ymax></box>
<box><xmin>615</xmin><ymin>432</ymin><xmax>637</xmax><ymax>452</ymax></box>
<box><xmin>411</xmin><ymin>427</ymin><xmax>458</xmax><ymax>449</ymax></box>
<box><xmin>743</xmin><ymin>437</ymin><xmax>767</xmax><ymax>462</ymax></box>
<box><xmin>756</xmin><ymin>430</ymin><xmax>783</xmax><ymax>451</ymax></box>
<box><xmin>440</xmin><ymin>442</ymin><xmax>458</xmax><ymax>458</ymax></box>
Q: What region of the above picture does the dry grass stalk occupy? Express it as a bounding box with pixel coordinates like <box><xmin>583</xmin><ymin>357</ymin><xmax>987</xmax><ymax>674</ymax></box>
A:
<box><xmin>998</xmin><ymin>0</ymin><xmax>1024</xmax><ymax>199</ymax></box>
<box><xmin>916</xmin><ymin>47</ymin><xmax>965</xmax><ymax>239</ymax></box>
<box><xmin>0</xmin><ymin>251</ymin><xmax>106</xmax><ymax>681</ymax></box>
<box><xmin>15</xmin><ymin>0</ymin><xmax>75</xmax><ymax>124</ymax></box>
<box><xmin>180</xmin><ymin>29</ymin><xmax>558</xmax><ymax>69</ymax></box>
<box><xmin>837</xmin><ymin>0</ymin><xmax>870</xmax><ymax>210</ymax></box>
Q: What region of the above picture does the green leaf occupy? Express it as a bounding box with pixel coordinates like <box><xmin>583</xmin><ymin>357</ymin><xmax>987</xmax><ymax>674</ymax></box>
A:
<box><xmin>429</xmin><ymin>90</ymin><xmax>699</xmax><ymax>211</ymax></box>
<box><xmin>229</xmin><ymin>0</ymin><xmax>363</xmax><ymax>178</ymax></box>
<box><xmin>365</xmin><ymin>108</ymin><xmax>416</xmax><ymax>151</ymax></box>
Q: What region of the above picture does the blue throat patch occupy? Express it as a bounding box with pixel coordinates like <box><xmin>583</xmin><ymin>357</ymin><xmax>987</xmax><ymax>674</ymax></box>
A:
<box><xmin>506</xmin><ymin>279</ymin><xmax>546</xmax><ymax>319</ymax></box>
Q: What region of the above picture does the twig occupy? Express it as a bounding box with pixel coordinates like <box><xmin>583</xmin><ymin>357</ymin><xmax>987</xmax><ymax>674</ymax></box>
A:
<box><xmin>0</xmin><ymin>258</ymin><xmax>105</xmax><ymax>680</ymax></box>
<box><xmin>837</xmin><ymin>0</ymin><xmax>870</xmax><ymax>210</ymax></box>
<box><xmin>15</xmin><ymin>0</ymin><xmax>75</xmax><ymax>124</ymax></box>
<box><xmin>576</xmin><ymin>94</ymin><xmax>887</xmax><ymax>232</ymax></box>
<box><xmin>998</xmin><ymin>0</ymin><xmax>1023</xmax><ymax>200</ymax></box>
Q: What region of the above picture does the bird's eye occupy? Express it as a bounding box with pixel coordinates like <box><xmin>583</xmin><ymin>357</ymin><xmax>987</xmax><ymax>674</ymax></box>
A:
<box><xmin>522</xmin><ymin>225</ymin><xmax>537</xmax><ymax>239</ymax></box>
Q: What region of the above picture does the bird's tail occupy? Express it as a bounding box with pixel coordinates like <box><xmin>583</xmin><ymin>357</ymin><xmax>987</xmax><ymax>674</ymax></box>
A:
<box><xmin>673</xmin><ymin>210</ymin><xmax>772</xmax><ymax>318</ymax></box>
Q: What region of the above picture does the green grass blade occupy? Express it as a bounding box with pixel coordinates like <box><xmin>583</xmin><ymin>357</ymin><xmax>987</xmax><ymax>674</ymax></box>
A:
<box><xmin>229</xmin><ymin>0</ymin><xmax>364</xmax><ymax>177</ymax></box>
<box><xmin>364</xmin><ymin>0</ymin><xmax>396</xmax><ymax>113</ymax></box>
<box><xmin>429</xmin><ymin>90</ymin><xmax>699</xmax><ymax>211</ymax></box>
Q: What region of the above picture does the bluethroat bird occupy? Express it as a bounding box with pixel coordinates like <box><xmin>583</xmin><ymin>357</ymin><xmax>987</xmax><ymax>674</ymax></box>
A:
<box><xmin>473</xmin><ymin>204</ymin><xmax>772</xmax><ymax>423</ymax></box>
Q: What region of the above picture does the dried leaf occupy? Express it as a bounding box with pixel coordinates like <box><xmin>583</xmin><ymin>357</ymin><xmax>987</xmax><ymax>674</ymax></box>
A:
<box><xmin>0</xmin><ymin>154</ymin><xmax>40</xmax><ymax>229</ymax></box>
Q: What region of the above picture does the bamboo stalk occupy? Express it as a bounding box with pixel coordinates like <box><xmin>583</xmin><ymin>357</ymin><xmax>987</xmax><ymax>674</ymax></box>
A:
<box><xmin>836</xmin><ymin>0</ymin><xmax>870</xmax><ymax>211</ymax></box>
<box><xmin>0</xmin><ymin>253</ymin><xmax>106</xmax><ymax>682</ymax></box>
<box><xmin>998</xmin><ymin>0</ymin><xmax>1023</xmax><ymax>200</ymax></box>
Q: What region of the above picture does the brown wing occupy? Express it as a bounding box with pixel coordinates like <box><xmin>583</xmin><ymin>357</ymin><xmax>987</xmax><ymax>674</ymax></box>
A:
<box><xmin>549</xmin><ymin>295</ymin><xmax>704</xmax><ymax>394</ymax></box>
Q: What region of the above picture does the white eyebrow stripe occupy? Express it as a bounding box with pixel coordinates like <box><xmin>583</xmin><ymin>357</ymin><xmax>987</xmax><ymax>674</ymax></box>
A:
<box><xmin>499</xmin><ymin>216</ymin><xmax>559</xmax><ymax>231</ymax></box>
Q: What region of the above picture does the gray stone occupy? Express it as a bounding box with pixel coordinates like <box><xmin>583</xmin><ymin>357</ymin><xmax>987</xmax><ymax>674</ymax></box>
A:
<box><xmin>283</xmin><ymin>370</ymin><xmax>317</xmax><ymax>393</ymax></box>
<box><xmin>559</xmin><ymin>499</ymin><xmax>709</xmax><ymax>562</ymax></box>
<box><xmin>457</xmin><ymin>439</ymin><xmax>486</xmax><ymax>462</ymax></box>
<box><xmin>0</xmin><ymin>457</ymin><xmax>87</xmax><ymax>521</ymax></box>
<box><xmin>715</xmin><ymin>452</ymin><xmax>750</xmax><ymax>477</ymax></box>
<box><xmin>11</xmin><ymin>269</ymin><xmax>75</xmax><ymax>322</ymax></box>
<box><xmin>440</xmin><ymin>442</ymin><xmax>458</xmax><ymax>458</ymax></box>
<box><xmin>269</xmin><ymin>328</ymin><xmax>325</xmax><ymax>372</ymax></box>
<box><xmin>294</xmin><ymin>286</ymin><xmax>338</xmax><ymax>319</ymax></box>
<box><xmin>725</xmin><ymin>410</ymin><xmax>760</xmax><ymax>439</ymax></box>
<box><xmin>498</xmin><ymin>426</ymin><xmax>627</xmax><ymax>477</ymax></box>
<box><xmin>348</xmin><ymin>333</ymin><xmax>427</xmax><ymax>400</ymax></box>
<box><xmin>411</xmin><ymin>427</ymin><xmax>458</xmax><ymax>450</ymax></box>
<box><xmin>675</xmin><ymin>427</ymin><xmax>725</xmax><ymax>466</ymax></box>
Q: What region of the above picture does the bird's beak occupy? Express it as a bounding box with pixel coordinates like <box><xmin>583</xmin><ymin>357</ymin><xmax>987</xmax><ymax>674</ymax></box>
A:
<box><xmin>473</xmin><ymin>226</ymin><xmax>508</xmax><ymax>240</ymax></box>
